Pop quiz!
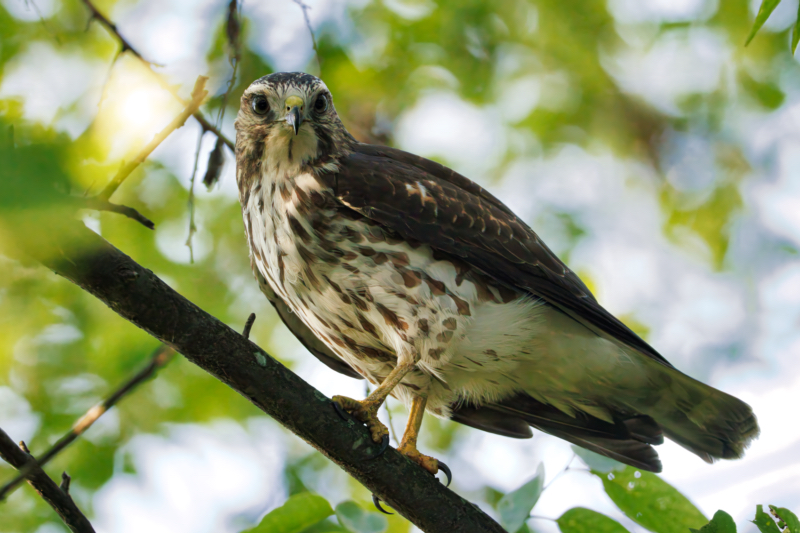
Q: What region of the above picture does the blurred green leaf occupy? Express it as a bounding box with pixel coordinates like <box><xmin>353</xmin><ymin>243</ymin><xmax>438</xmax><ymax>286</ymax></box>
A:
<box><xmin>334</xmin><ymin>501</ymin><xmax>388</xmax><ymax>533</ymax></box>
<box><xmin>740</xmin><ymin>72</ymin><xmax>785</xmax><ymax>109</ymax></box>
<box><xmin>595</xmin><ymin>467</ymin><xmax>706</xmax><ymax>533</ymax></box>
<box><xmin>745</xmin><ymin>0</ymin><xmax>783</xmax><ymax>46</ymax></box>
<box><xmin>557</xmin><ymin>507</ymin><xmax>630</xmax><ymax>533</ymax></box>
<box><xmin>689</xmin><ymin>510</ymin><xmax>737</xmax><ymax>533</ymax></box>
<box><xmin>571</xmin><ymin>445</ymin><xmax>625</xmax><ymax>474</ymax></box>
<box><xmin>497</xmin><ymin>463</ymin><xmax>545</xmax><ymax>533</ymax></box>
<box><xmin>793</xmin><ymin>2</ymin><xmax>800</xmax><ymax>54</ymax></box>
<box><xmin>753</xmin><ymin>505</ymin><xmax>782</xmax><ymax>533</ymax></box>
<box><xmin>769</xmin><ymin>505</ymin><xmax>800</xmax><ymax>532</ymax></box>
<box><xmin>243</xmin><ymin>493</ymin><xmax>334</xmax><ymax>533</ymax></box>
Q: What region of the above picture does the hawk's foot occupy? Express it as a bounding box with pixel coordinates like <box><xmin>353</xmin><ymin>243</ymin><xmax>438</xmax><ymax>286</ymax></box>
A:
<box><xmin>331</xmin><ymin>395</ymin><xmax>389</xmax><ymax>444</ymax></box>
<box><xmin>396</xmin><ymin>442</ymin><xmax>452</xmax><ymax>487</ymax></box>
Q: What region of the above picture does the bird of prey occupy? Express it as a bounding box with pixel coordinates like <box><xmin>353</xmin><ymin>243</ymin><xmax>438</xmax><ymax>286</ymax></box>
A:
<box><xmin>234</xmin><ymin>72</ymin><xmax>758</xmax><ymax>480</ymax></box>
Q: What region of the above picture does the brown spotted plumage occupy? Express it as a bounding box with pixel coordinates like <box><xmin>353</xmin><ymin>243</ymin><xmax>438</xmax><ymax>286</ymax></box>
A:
<box><xmin>235</xmin><ymin>72</ymin><xmax>758</xmax><ymax>475</ymax></box>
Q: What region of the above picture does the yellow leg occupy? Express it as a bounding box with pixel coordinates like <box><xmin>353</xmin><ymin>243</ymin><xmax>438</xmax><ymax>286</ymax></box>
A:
<box><xmin>333</xmin><ymin>360</ymin><xmax>415</xmax><ymax>444</ymax></box>
<box><xmin>397</xmin><ymin>396</ymin><xmax>447</xmax><ymax>479</ymax></box>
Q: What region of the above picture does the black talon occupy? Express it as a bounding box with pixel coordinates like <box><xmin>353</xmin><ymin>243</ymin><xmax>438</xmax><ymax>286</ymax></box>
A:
<box><xmin>438</xmin><ymin>461</ymin><xmax>452</xmax><ymax>487</ymax></box>
<box><xmin>332</xmin><ymin>400</ymin><xmax>348</xmax><ymax>420</ymax></box>
<box><xmin>372</xmin><ymin>494</ymin><xmax>394</xmax><ymax>515</ymax></box>
<box><xmin>367</xmin><ymin>434</ymin><xmax>390</xmax><ymax>460</ymax></box>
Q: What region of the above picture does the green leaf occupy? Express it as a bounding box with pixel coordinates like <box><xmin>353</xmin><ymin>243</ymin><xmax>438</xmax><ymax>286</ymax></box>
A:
<box><xmin>557</xmin><ymin>507</ymin><xmax>631</xmax><ymax>533</ymax></box>
<box><xmin>745</xmin><ymin>0</ymin><xmax>783</xmax><ymax>46</ymax></box>
<box><xmin>594</xmin><ymin>467</ymin><xmax>706</xmax><ymax>533</ymax></box>
<box><xmin>753</xmin><ymin>505</ymin><xmax>782</xmax><ymax>533</ymax></box>
<box><xmin>571</xmin><ymin>445</ymin><xmax>625</xmax><ymax>473</ymax></box>
<box><xmin>689</xmin><ymin>510</ymin><xmax>737</xmax><ymax>533</ymax></box>
<box><xmin>769</xmin><ymin>505</ymin><xmax>800</xmax><ymax>532</ymax></box>
<box><xmin>244</xmin><ymin>493</ymin><xmax>334</xmax><ymax>533</ymax></box>
<box><xmin>334</xmin><ymin>501</ymin><xmax>388</xmax><ymax>533</ymax></box>
<box><xmin>793</xmin><ymin>0</ymin><xmax>800</xmax><ymax>54</ymax></box>
<box><xmin>497</xmin><ymin>463</ymin><xmax>545</xmax><ymax>533</ymax></box>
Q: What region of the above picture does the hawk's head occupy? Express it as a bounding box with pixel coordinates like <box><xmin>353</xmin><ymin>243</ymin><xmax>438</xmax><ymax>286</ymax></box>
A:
<box><xmin>235</xmin><ymin>72</ymin><xmax>354</xmax><ymax>186</ymax></box>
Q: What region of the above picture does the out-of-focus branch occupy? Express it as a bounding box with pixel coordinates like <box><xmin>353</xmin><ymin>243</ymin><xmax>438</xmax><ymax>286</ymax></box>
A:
<box><xmin>0</xmin><ymin>346</ymin><xmax>175</xmax><ymax>501</ymax></box>
<box><xmin>80</xmin><ymin>0</ymin><xmax>235</xmax><ymax>152</ymax></box>
<box><xmin>292</xmin><ymin>0</ymin><xmax>322</xmax><ymax>74</ymax></box>
<box><xmin>82</xmin><ymin>196</ymin><xmax>154</xmax><ymax>230</ymax></box>
<box><xmin>9</xmin><ymin>218</ymin><xmax>506</xmax><ymax>533</ymax></box>
<box><xmin>97</xmin><ymin>76</ymin><xmax>208</xmax><ymax>201</ymax></box>
<box><xmin>0</xmin><ymin>429</ymin><xmax>95</xmax><ymax>533</ymax></box>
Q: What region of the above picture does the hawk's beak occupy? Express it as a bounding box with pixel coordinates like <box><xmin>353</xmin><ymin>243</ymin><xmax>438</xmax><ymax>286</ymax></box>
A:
<box><xmin>285</xmin><ymin>95</ymin><xmax>304</xmax><ymax>136</ymax></box>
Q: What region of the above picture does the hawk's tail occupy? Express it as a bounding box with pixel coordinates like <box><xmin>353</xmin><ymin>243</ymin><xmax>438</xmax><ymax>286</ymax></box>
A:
<box><xmin>631</xmin><ymin>365</ymin><xmax>759</xmax><ymax>464</ymax></box>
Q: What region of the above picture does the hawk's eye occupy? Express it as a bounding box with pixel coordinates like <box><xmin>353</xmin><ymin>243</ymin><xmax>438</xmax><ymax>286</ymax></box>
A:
<box><xmin>252</xmin><ymin>95</ymin><xmax>269</xmax><ymax>115</ymax></box>
<box><xmin>314</xmin><ymin>94</ymin><xmax>328</xmax><ymax>113</ymax></box>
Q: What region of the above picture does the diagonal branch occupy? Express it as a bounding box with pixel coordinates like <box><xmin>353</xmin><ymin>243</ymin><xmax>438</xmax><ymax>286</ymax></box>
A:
<box><xmin>97</xmin><ymin>76</ymin><xmax>208</xmax><ymax>201</ymax></box>
<box><xmin>80</xmin><ymin>0</ymin><xmax>234</xmax><ymax>152</ymax></box>
<box><xmin>0</xmin><ymin>346</ymin><xmax>175</xmax><ymax>501</ymax></box>
<box><xmin>9</xmin><ymin>217</ymin><xmax>506</xmax><ymax>533</ymax></box>
<box><xmin>0</xmin><ymin>429</ymin><xmax>95</xmax><ymax>533</ymax></box>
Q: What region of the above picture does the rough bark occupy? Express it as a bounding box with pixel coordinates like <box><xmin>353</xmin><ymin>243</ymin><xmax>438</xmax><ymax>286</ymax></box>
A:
<box><xmin>16</xmin><ymin>219</ymin><xmax>506</xmax><ymax>533</ymax></box>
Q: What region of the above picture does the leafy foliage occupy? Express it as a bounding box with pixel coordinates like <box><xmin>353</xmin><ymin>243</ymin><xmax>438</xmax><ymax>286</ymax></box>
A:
<box><xmin>594</xmin><ymin>467</ymin><xmax>707</xmax><ymax>533</ymax></box>
<box><xmin>243</xmin><ymin>492</ymin><xmax>334</xmax><ymax>533</ymax></box>
<box><xmin>496</xmin><ymin>463</ymin><xmax>545</xmax><ymax>533</ymax></box>
<box><xmin>557</xmin><ymin>507</ymin><xmax>631</xmax><ymax>533</ymax></box>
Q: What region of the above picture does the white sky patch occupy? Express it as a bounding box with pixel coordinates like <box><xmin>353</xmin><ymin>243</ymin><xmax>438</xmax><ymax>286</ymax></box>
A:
<box><xmin>603</xmin><ymin>28</ymin><xmax>729</xmax><ymax>115</ymax></box>
<box><xmin>0</xmin><ymin>42</ymin><xmax>106</xmax><ymax>134</ymax></box>
<box><xmin>155</xmin><ymin>216</ymin><xmax>213</xmax><ymax>264</ymax></box>
<box><xmin>1</xmin><ymin>0</ymin><xmax>60</xmax><ymax>21</ymax></box>
<box><xmin>394</xmin><ymin>92</ymin><xmax>506</xmax><ymax>178</ymax></box>
<box><xmin>0</xmin><ymin>386</ymin><xmax>41</xmax><ymax>444</ymax></box>
<box><xmin>608</xmin><ymin>0</ymin><xmax>718</xmax><ymax>24</ymax></box>
<box><xmin>92</xmin><ymin>420</ymin><xmax>286</xmax><ymax>533</ymax></box>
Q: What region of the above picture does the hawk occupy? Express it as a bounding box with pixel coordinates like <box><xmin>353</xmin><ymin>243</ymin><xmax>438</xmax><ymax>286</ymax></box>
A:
<box><xmin>234</xmin><ymin>72</ymin><xmax>758</xmax><ymax>480</ymax></box>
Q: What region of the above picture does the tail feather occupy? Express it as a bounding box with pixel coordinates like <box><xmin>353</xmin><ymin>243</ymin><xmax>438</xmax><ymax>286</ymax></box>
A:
<box><xmin>640</xmin><ymin>369</ymin><xmax>760</xmax><ymax>463</ymax></box>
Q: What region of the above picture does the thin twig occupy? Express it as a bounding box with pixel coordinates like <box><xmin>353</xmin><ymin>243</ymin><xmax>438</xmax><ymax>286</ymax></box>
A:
<box><xmin>0</xmin><ymin>346</ymin><xmax>175</xmax><ymax>501</ymax></box>
<box><xmin>242</xmin><ymin>313</ymin><xmax>256</xmax><ymax>340</ymax></box>
<box><xmin>81</xmin><ymin>0</ymin><xmax>153</xmax><ymax>64</ymax></box>
<box><xmin>292</xmin><ymin>0</ymin><xmax>322</xmax><ymax>75</ymax></box>
<box><xmin>82</xmin><ymin>196</ymin><xmax>154</xmax><ymax>230</ymax></box>
<box><xmin>185</xmin><ymin>127</ymin><xmax>206</xmax><ymax>261</ymax></box>
<box><xmin>0</xmin><ymin>429</ymin><xmax>95</xmax><ymax>533</ymax></box>
<box><xmin>27</xmin><ymin>0</ymin><xmax>62</xmax><ymax>45</ymax></box>
<box><xmin>97</xmin><ymin>76</ymin><xmax>208</xmax><ymax>201</ymax></box>
<box><xmin>79</xmin><ymin>0</ymin><xmax>234</xmax><ymax>151</ymax></box>
<box><xmin>202</xmin><ymin>0</ymin><xmax>240</xmax><ymax>190</ymax></box>
<box><xmin>384</xmin><ymin>402</ymin><xmax>399</xmax><ymax>447</ymax></box>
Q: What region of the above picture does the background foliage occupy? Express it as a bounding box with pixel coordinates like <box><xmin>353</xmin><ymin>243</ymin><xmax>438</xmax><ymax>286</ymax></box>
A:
<box><xmin>1</xmin><ymin>0</ymin><xmax>799</xmax><ymax>532</ymax></box>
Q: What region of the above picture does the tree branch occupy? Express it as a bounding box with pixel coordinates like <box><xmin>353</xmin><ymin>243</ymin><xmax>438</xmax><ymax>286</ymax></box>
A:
<box><xmin>0</xmin><ymin>346</ymin><xmax>175</xmax><ymax>500</ymax></box>
<box><xmin>80</xmin><ymin>0</ymin><xmax>235</xmax><ymax>152</ymax></box>
<box><xmin>98</xmin><ymin>76</ymin><xmax>209</xmax><ymax>201</ymax></box>
<box><xmin>11</xmin><ymin>218</ymin><xmax>506</xmax><ymax>533</ymax></box>
<box><xmin>0</xmin><ymin>428</ymin><xmax>95</xmax><ymax>533</ymax></box>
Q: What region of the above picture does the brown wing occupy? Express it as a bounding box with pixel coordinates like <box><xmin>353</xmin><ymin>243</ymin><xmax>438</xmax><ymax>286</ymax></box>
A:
<box><xmin>324</xmin><ymin>143</ymin><xmax>671</xmax><ymax>367</ymax></box>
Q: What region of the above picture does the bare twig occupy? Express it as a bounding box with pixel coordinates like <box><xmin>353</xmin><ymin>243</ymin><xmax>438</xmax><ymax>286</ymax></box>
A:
<box><xmin>82</xmin><ymin>196</ymin><xmax>154</xmax><ymax>230</ymax></box>
<box><xmin>0</xmin><ymin>346</ymin><xmax>175</xmax><ymax>501</ymax></box>
<box><xmin>26</xmin><ymin>0</ymin><xmax>62</xmax><ymax>45</ymax></box>
<box><xmin>202</xmin><ymin>0</ymin><xmax>240</xmax><ymax>190</ymax></box>
<box><xmin>242</xmin><ymin>313</ymin><xmax>256</xmax><ymax>340</ymax></box>
<box><xmin>97</xmin><ymin>76</ymin><xmax>208</xmax><ymax>201</ymax></box>
<box><xmin>79</xmin><ymin>0</ymin><xmax>234</xmax><ymax>151</ymax></box>
<box><xmin>292</xmin><ymin>0</ymin><xmax>322</xmax><ymax>74</ymax></box>
<box><xmin>0</xmin><ymin>429</ymin><xmax>95</xmax><ymax>533</ymax></box>
<box><xmin>81</xmin><ymin>0</ymin><xmax>154</xmax><ymax>64</ymax></box>
<box><xmin>185</xmin><ymin>128</ymin><xmax>206</xmax><ymax>261</ymax></box>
